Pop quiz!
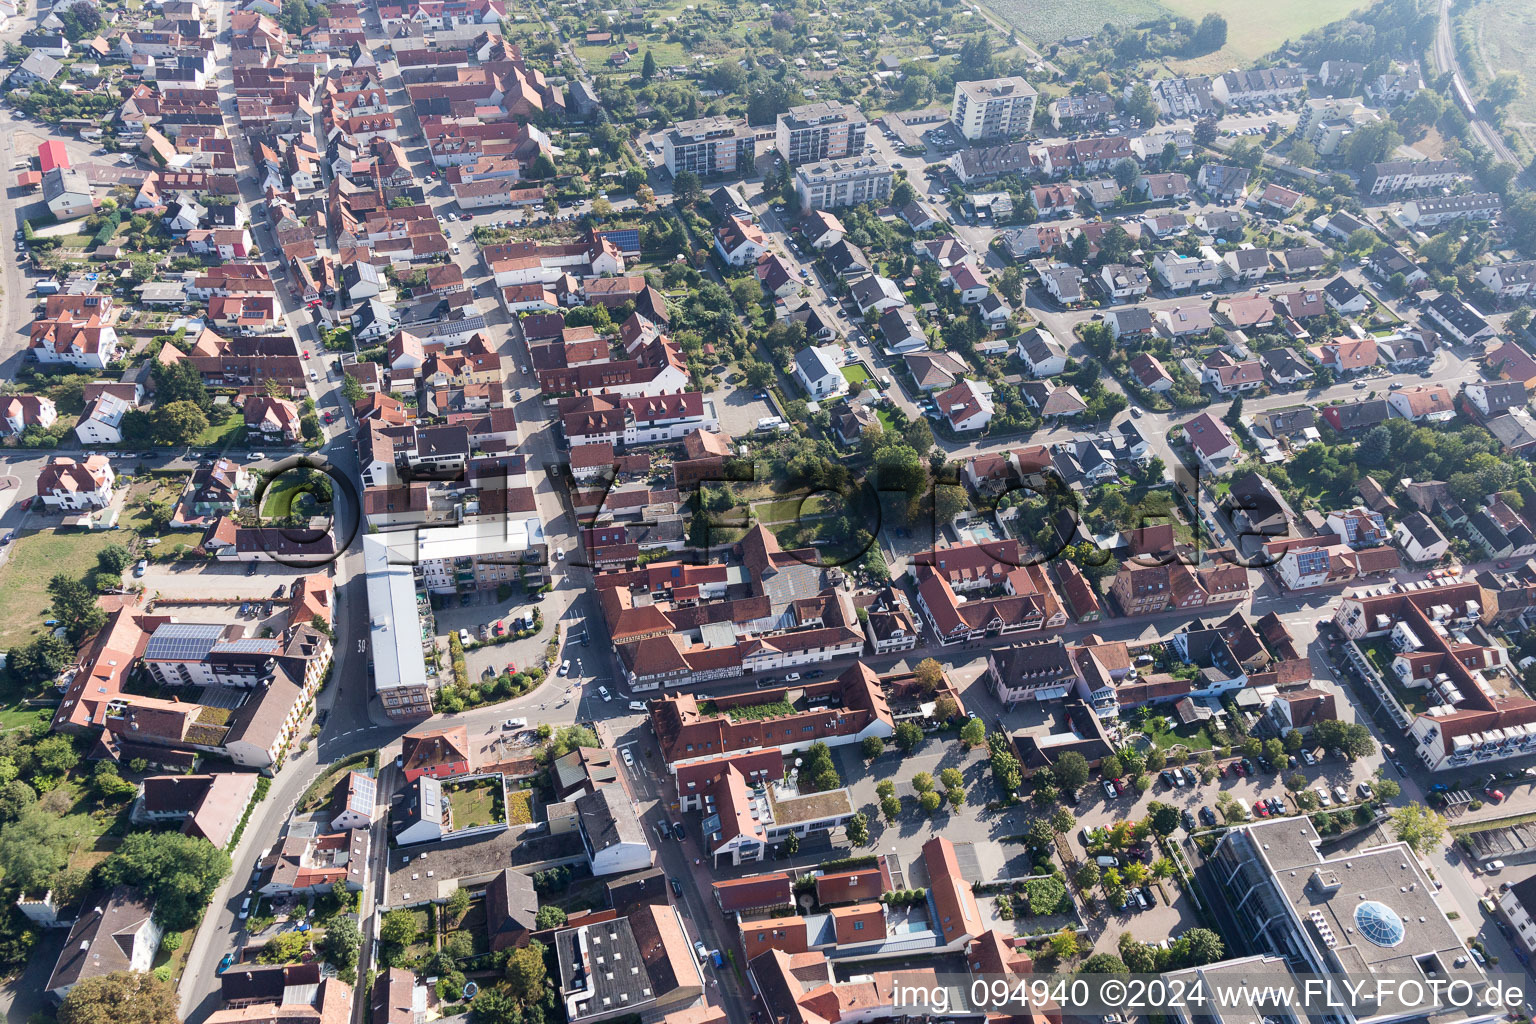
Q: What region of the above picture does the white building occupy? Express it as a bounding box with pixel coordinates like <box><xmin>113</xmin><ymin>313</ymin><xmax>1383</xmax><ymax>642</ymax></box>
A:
<box><xmin>793</xmin><ymin>345</ymin><xmax>847</xmax><ymax>400</ymax></box>
<box><xmin>576</xmin><ymin>786</ymin><xmax>653</xmax><ymax>876</ymax></box>
<box><xmin>950</xmin><ymin>77</ymin><xmax>1038</xmax><ymax>141</ymax></box>
<box><xmin>794</xmin><ymin>157</ymin><xmax>893</xmax><ymax>211</ymax></box>
<box><xmin>36</xmin><ymin>455</ymin><xmax>115</xmax><ymax>511</ymax></box>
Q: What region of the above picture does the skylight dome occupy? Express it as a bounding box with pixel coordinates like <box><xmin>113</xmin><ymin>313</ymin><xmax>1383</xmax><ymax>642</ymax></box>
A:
<box><xmin>1354</xmin><ymin>900</ymin><xmax>1405</xmax><ymax>947</ymax></box>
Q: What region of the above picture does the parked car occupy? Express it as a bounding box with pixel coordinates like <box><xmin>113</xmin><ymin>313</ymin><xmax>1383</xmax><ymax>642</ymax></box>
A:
<box><xmin>559</xmin><ymin>659</ymin><xmax>571</xmax><ymax>676</ymax></box>
<box><xmin>1199</xmin><ymin>806</ymin><xmax>1217</xmax><ymax>826</ymax></box>
<box><xmin>133</xmin><ymin>560</ymin><xmax>148</xmax><ymax>577</ymax></box>
<box><xmin>672</xmin><ymin>821</ymin><xmax>685</xmax><ymax>840</ymax></box>
<box><xmin>1301</xmin><ymin>749</ymin><xmax>1317</xmax><ymax>766</ymax></box>
<box><xmin>622</xmin><ymin>748</ymin><xmax>634</xmax><ymax>767</ymax></box>
<box><xmin>1358</xmin><ymin>782</ymin><xmax>1374</xmax><ymax>800</ymax></box>
<box><xmin>1102</xmin><ymin>779</ymin><xmax>1118</xmax><ymax>799</ymax></box>
<box><xmin>1333</xmin><ymin>785</ymin><xmax>1350</xmax><ymax>803</ymax></box>
<box><xmin>670</xmin><ymin>877</ymin><xmax>683</xmax><ymax>897</ymax></box>
<box><xmin>694</xmin><ymin>941</ymin><xmax>709</xmax><ymax>963</ymax></box>
<box><xmin>1315</xmin><ymin>787</ymin><xmax>1332</xmax><ymax>806</ymax></box>
<box><xmin>628</xmin><ymin>700</ymin><xmax>646</xmax><ymax>712</ymax></box>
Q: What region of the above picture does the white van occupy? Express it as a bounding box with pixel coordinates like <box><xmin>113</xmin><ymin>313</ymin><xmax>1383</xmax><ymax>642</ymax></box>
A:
<box><xmin>1232</xmin><ymin>798</ymin><xmax>1250</xmax><ymax>819</ymax></box>
<box><xmin>1096</xmin><ymin>855</ymin><xmax>1119</xmax><ymax>867</ymax></box>
<box><xmin>628</xmin><ymin>701</ymin><xmax>646</xmax><ymax>712</ymax></box>
<box><xmin>239</xmin><ymin>897</ymin><xmax>252</xmax><ymax>919</ymax></box>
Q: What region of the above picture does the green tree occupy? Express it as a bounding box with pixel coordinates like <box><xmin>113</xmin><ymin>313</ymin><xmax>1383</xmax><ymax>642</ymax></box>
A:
<box><xmin>1374</xmin><ymin>778</ymin><xmax>1401</xmax><ymax>801</ymax></box>
<box><xmin>880</xmin><ymin>795</ymin><xmax>901</xmax><ymax>822</ymax></box>
<box><xmin>49</xmin><ymin>573</ymin><xmax>107</xmax><ymax>643</ymax></box>
<box><xmin>96</xmin><ymin>831</ymin><xmax>231</xmax><ymax>930</ymax></box>
<box><xmin>846</xmin><ymin>811</ymin><xmax>869</xmax><ymax>845</ymax></box>
<box><xmin>672</xmin><ymin>170</ymin><xmax>703</xmax><ymax>207</ymax></box>
<box><xmin>0</xmin><ymin>806</ymin><xmax>72</xmax><ymax>890</ymax></box>
<box><xmin>96</xmin><ymin>544</ymin><xmax>134</xmax><ymax>575</ymax></box>
<box><xmin>341</xmin><ymin>374</ymin><xmax>365</xmax><ymax>403</ymax></box>
<box><xmin>151</xmin><ymin>358</ymin><xmax>210</xmax><ymax>411</ymax></box>
<box><xmin>1048</xmin><ymin>927</ymin><xmax>1080</xmax><ymax>960</ymax></box>
<box><xmin>1112</xmin><ymin>158</ymin><xmax>1140</xmax><ymax>189</ymax></box>
<box><xmin>149</xmin><ymin>400</ymin><xmax>209</xmax><ymax>447</ymax></box>
<box><xmin>1027</xmin><ymin>818</ymin><xmax>1057</xmax><ymax>848</ymax></box>
<box><xmin>446</xmin><ymin>887</ymin><xmax>471</xmax><ymax>919</ymax></box>
<box><xmin>1177</xmin><ymin>928</ymin><xmax>1225</xmax><ymax>967</ymax></box>
<box><xmin>57</xmin><ymin>972</ymin><xmax>179</xmax><ymax>1024</ymax></box>
<box><xmin>505</xmin><ymin>941</ymin><xmax>548</xmax><ymax>1004</ymax></box>
<box><xmin>919</xmin><ymin>790</ymin><xmax>942</xmax><ymax>814</ymax></box>
<box><xmin>321</xmin><ymin>916</ymin><xmax>361</xmax><ymax>974</ymax></box>
<box><xmin>1147</xmin><ymin>801</ymin><xmax>1181</xmax><ymax>836</ymax></box>
<box><xmin>961</xmin><ymin>717</ymin><xmax>986</xmax><ymax>748</ymax></box>
<box><xmin>1080</xmin><ymin>952</ymin><xmax>1129</xmax><ymax>975</ymax></box>
<box><xmin>1388</xmin><ymin>803</ymin><xmax>1447</xmax><ymax>855</ymax></box>
<box><xmin>1074</xmin><ymin>862</ymin><xmax>1100</xmax><ymax>890</ymax></box>
<box><xmin>379</xmin><ymin>908</ymin><xmax>418</xmax><ymax>947</ymax></box>
<box><xmin>894</xmin><ymin>721</ymin><xmax>923</xmax><ymax>753</ymax></box>
<box><xmin>1053</xmin><ymin>751</ymin><xmax>1090</xmax><ymax>793</ymax></box>
<box><xmin>535</xmin><ymin>905</ymin><xmax>568</xmax><ymax>929</ymax></box>
<box><xmin>259</xmin><ymin>931</ymin><xmax>309</xmax><ymax>963</ymax></box>
<box><xmin>527</xmin><ymin>153</ymin><xmax>557</xmax><ymax>180</ymax></box>
<box><xmin>861</xmin><ymin>736</ymin><xmax>883</xmax><ymax>760</ymax></box>
<box><xmin>641</xmin><ymin>50</ymin><xmax>657</xmax><ymax>80</ymax></box>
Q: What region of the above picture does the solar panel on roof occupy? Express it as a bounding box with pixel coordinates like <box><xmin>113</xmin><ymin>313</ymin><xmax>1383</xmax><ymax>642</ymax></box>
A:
<box><xmin>145</xmin><ymin>622</ymin><xmax>226</xmax><ymax>661</ymax></box>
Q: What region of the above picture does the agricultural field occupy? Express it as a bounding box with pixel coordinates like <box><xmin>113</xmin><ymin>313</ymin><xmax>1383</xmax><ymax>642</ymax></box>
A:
<box><xmin>1162</xmin><ymin>0</ymin><xmax>1386</xmax><ymax>71</ymax></box>
<box><xmin>980</xmin><ymin>0</ymin><xmax>1378</xmax><ymax>68</ymax></box>
<box><xmin>1464</xmin><ymin>0</ymin><xmax>1536</xmax><ymax>151</ymax></box>
<box><xmin>978</xmin><ymin>0</ymin><xmax>1168</xmax><ymax>47</ymax></box>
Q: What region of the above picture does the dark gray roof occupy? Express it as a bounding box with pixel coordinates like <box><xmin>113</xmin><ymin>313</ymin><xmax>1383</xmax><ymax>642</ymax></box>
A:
<box><xmin>575</xmin><ymin>785</ymin><xmax>647</xmax><ymax>854</ymax></box>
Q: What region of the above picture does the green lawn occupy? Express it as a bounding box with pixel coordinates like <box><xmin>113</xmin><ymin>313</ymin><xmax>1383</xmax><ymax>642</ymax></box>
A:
<box><xmin>0</xmin><ymin>529</ymin><xmax>128</xmax><ymax>650</ymax></box>
<box><xmin>444</xmin><ymin>898</ymin><xmax>490</xmax><ymax>956</ymax></box>
<box><xmin>260</xmin><ymin>471</ymin><xmax>332</xmax><ymax>519</ymax></box>
<box><xmin>1146</xmin><ymin>719</ymin><xmax>1213</xmax><ymax>751</ymax></box>
<box><xmin>193</xmin><ymin>415</ymin><xmax>243</xmax><ymax>449</ymax></box>
<box><xmin>446</xmin><ymin>779</ymin><xmax>504</xmax><ymax>831</ymax></box>
<box><xmin>841</xmin><ymin>365</ymin><xmax>871</xmax><ymax>385</ymax></box>
<box><xmin>698</xmin><ymin>698</ymin><xmax>794</xmax><ymax>721</ymax></box>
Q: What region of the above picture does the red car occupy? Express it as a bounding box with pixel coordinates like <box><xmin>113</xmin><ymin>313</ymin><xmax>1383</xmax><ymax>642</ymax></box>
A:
<box><xmin>1486</xmin><ymin>788</ymin><xmax>1506</xmax><ymax>803</ymax></box>
<box><xmin>302</xmin><ymin>350</ymin><xmax>310</xmax><ymax>358</ymax></box>
<box><xmin>1254</xmin><ymin>802</ymin><xmax>1270</xmax><ymax>817</ymax></box>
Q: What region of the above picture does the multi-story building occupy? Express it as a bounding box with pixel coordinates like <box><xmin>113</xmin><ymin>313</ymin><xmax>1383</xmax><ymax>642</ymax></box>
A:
<box><xmin>363</xmin><ymin>534</ymin><xmax>436</xmax><ymax>721</ymax></box>
<box><xmin>986</xmin><ymin>637</ymin><xmax>1076</xmax><ymax>705</ymax></box>
<box><xmin>661</xmin><ymin>115</ymin><xmax>757</xmax><ymax>178</ymax></box>
<box><xmin>1361</xmin><ymin>158</ymin><xmax>1463</xmax><ymax>195</ymax></box>
<box><xmin>793</xmin><ymin>156</ymin><xmax>892</xmax><ymax>211</ymax></box>
<box><xmin>1212</xmin><ymin>67</ymin><xmax>1305</xmax><ymax>107</ymax></box>
<box><xmin>650</xmin><ymin>662</ymin><xmax>895</xmax><ymax>772</ymax></box>
<box><xmin>950</xmin><ymin>76</ymin><xmax>1038</xmax><ymax>140</ymax></box>
<box><xmin>1396</xmin><ymin>192</ymin><xmax>1501</xmax><ymax>229</ymax></box>
<box><xmin>1146</xmin><ymin>76</ymin><xmax>1215</xmax><ymax>118</ymax></box>
<box><xmin>775</xmin><ymin>101</ymin><xmax>867</xmax><ymax>165</ymax></box>
<box><xmin>1193</xmin><ymin>817</ymin><xmax>1496</xmax><ymax>1024</ymax></box>
<box><xmin>1334</xmin><ymin>580</ymin><xmax>1536</xmax><ymax>770</ymax></box>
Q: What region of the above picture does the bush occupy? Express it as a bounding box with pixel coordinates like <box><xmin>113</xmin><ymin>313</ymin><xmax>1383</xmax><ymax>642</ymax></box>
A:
<box><xmin>1023</xmin><ymin>877</ymin><xmax>1069</xmax><ymax>916</ymax></box>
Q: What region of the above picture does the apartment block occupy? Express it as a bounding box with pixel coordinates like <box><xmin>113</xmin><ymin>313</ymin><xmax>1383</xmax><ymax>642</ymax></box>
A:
<box><xmin>950</xmin><ymin>76</ymin><xmax>1038</xmax><ymax>140</ymax></box>
<box><xmin>775</xmin><ymin>101</ymin><xmax>867</xmax><ymax>165</ymax></box>
<box><xmin>793</xmin><ymin>156</ymin><xmax>892</xmax><ymax>211</ymax></box>
<box><xmin>662</xmin><ymin>115</ymin><xmax>757</xmax><ymax>178</ymax></box>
